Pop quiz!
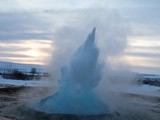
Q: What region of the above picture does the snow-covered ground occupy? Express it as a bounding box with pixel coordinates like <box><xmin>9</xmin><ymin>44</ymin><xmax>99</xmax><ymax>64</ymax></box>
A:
<box><xmin>0</xmin><ymin>61</ymin><xmax>46</xmax><ymax>73</ymax></box>
<box><xmin>0</xmin><ymin>78</ymin><xmax>52</xmax><ymax>87</ymax></box>
<box><xmin>127</xmin><ymin>85</ymin><xmax>160</xmax><ymax>97</ymax></box>
<box><xmin>106</xmin><ymin>83</ymin><xmax>160</xmax><ymax>98</ymax></box>
<box><xmin>0</xmin><ymin>78</ymin><xmax>159</xmax><ymax>97</ymax></box>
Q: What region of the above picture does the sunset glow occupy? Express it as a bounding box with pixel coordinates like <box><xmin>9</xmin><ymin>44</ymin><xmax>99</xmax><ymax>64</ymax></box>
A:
<box><xmin>0</xmin><ymin>40</ymin><xmax>52</xmax><ymax>65</ymax></box>
<box><xmin>0</xmin><ymin>0</ymin><xmax>159</xmax><ymax>74</ymax></box>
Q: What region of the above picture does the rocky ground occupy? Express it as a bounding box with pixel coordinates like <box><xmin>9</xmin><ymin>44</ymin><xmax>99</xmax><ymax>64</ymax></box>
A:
<box><xmin>0</xmin><ymin>85</ymin><xmax>52</xmax><ymax>120</ymax></box>
<box><xmin>0</xmin><ymin>85</ymin><xmax>160</xmax><ymax>120</ymax></box>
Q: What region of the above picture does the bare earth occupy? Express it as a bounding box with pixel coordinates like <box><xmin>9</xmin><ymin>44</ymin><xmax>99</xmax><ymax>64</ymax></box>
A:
<box><xmin>0</xmin><ymin>85</ymin><xmax>160</xmax><ymax>120</ymax></box>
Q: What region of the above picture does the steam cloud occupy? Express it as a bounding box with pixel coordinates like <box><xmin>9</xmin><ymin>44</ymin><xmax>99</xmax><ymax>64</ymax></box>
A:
<box><xmin>33</xmin><ymin>28</ymin><xmax>113</xmax><ymax>115</ymax></box>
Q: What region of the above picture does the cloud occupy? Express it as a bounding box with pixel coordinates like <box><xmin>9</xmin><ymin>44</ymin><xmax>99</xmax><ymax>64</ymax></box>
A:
<box><xmin>126</xmin><ymin>52</ymin><xmax>160</xmax><ymax>60</ymax></box>
<box><xmin>131</xmin><ymin>65</ymin><xmax>160</xmax><ymax>74</ymax></box>
<box><xmin>0</xmin><ymin>40</ymin><xmax>51</xmax><ymax>65</ymax></box>
<box><xmin>0</xmin><ymin>12</ymin><xmax>53</xmax><ymax>41</ymax></box>
<box><xmin>106</xmin><ymin>0</ymin><xmax>160</xmax><ymax>8</ymax></box>
<box><xmin>0</xmin><ymin>52</ymin><xmax>30</xmax><ymax>58</ymax></box>
<box><xmin>0</xmin><ymin>0</ymin><xmax>159</xmax><ymax>73</ymax></box>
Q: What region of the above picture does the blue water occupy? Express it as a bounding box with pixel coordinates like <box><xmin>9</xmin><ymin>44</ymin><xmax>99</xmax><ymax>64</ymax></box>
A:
<box><xmin>34</xmin><ymin>28</ymin><xmax>112</xmax><ymax>115</ymax></box>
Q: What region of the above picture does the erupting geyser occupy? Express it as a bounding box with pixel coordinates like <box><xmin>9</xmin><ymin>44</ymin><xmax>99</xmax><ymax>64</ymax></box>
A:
<box><xmin>34</xmin><ymin>28</ymin><xmax>113</xmax><ymax>115</ymax></box>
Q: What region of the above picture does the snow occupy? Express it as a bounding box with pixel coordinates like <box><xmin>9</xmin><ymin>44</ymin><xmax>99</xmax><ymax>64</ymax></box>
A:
<box><xmin>109</xmin><ymin>84</ymin><xmax>160</xmax><ymax>97</ymax></box>
<box><xmin>127</xmin><ymin>85</ymin><xmax>160</xmax><ymax>97</ymax></box>
<box><xmin>0</xmin><ymin>78</ymin><xmax>159</xmax><ymax>97</ymax></box>
<box><xmin>0</xmin><ymin>78</ymin><xmax>52</xmax><ymax>87</ymax></box>
<box><xmin>0</xmin><ymin>61</ymin><xmax>46</xmax><ymax>73</ymax></box>
<box><xmin>134</xmin><ymin>74</ymin><xmax>160</xmax><ymax>80</ymax></box>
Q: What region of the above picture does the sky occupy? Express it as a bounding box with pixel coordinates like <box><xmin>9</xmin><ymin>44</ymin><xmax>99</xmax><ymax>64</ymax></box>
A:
<box><xmin>0</xmin><ymin>0</ymin><xmax>160</xmax><ymax>74</ymax></box>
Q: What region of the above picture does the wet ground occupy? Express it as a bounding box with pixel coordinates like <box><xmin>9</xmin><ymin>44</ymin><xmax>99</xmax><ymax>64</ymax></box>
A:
<box><xmin>0</xmin><ymin>85</ymin><xmax>160</xmax><ymax>120</ymax></box>
<box><xmin>0</xmin><ymin>85</ymin><xmax>51</xmax><ymax>120</ymax></box>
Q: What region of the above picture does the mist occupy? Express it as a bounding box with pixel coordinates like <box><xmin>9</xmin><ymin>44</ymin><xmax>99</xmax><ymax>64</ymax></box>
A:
<box><xmin>48</xmin><ymin>7</ymin><xmax>129</xmax><ymax>82</ymax></box>
<box><xmin>40</xmin><ymin>7</ymin><xmax>160</xmax><ymax>119</ymax></box>
<box><xmin>0</xmin><ymin>1</ymin><xmax>159</xmax><ymax>120</ymax></box>
<box><xmin>38</xmin><ymin>8</ymin><xmax>134</xmax><ymax>116</ymax></box>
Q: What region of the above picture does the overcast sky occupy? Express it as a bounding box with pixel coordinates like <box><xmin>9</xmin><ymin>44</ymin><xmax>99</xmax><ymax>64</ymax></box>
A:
<box><xmin>0</xmin><ymin>0</ymin><xmax>160</xmax><ymax>74</ymax></box>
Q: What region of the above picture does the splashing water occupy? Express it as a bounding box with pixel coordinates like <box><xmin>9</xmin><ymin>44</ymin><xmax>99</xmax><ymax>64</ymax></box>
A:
<box><xmin>34</xmin><ymin>28</ymin><xmax>113</xmax><ymax>115</ymax></box>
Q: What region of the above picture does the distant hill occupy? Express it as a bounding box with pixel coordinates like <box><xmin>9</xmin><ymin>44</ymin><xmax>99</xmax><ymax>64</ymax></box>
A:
<box><xmin>0</xmin><ymin>61</ymin><xmax>46</xmax><ymax>73</ymax></box>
